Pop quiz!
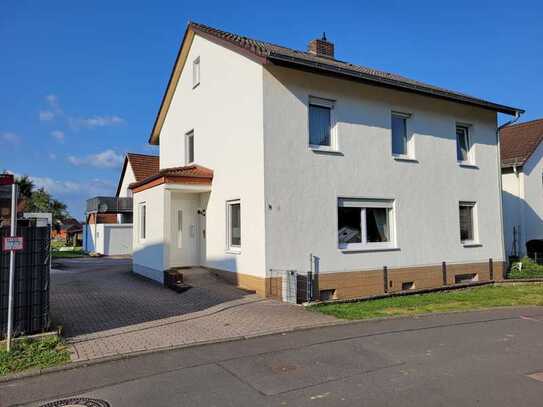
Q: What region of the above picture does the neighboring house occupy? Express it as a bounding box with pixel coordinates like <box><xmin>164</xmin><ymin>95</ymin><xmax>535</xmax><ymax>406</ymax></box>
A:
<box><xmin>83</xmin><ymin>153</ymin><xmax>159</xmax><ymax>255</ymax></box>
<box><xmin>131</xmin><ymin>22</ymin><xmax>522</xmax><ymax>299</ymax></box>
<box><xmin>52</xmin><ymin>218</ymin><xmax>83</xmax><ymax>245</ymax></box>
<box><xmin>501</xmin><ymin>119</ymin><xmax>543</xmax><ymax>258</ymax></box>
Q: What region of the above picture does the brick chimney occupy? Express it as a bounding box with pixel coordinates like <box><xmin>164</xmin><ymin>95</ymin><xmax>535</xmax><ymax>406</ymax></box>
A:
<box><xmin>308</xmin><ymin>32</ymin><xmax>334</xmax><ymax>59</ymax></box>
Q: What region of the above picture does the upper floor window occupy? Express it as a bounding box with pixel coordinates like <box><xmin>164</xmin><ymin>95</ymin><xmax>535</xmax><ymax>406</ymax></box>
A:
<box><xmin>193</xmin><ymin>57</ymin><xmax>200</xmax><ymax>88</ymax></box>
<box><xmin>185</xmin><ymin>130</ymin><xmax>194</xmax><ymax>164</ymax></box>
<box><xmin>309</xmin><ymin>97</ymin><xmax>335</xmax><ymax>149</ymax></box>
<box><xmin>456</xmin><ymin>124</ymin><xmax>472</xmax><ymax>163</ymax></box>
<box><xmin>391</xmin><ymin>112</ymin><xmax>412</xmax><ymax>158</ymax></box>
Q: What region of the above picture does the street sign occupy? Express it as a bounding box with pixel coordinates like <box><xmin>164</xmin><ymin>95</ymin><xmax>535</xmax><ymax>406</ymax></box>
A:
<box><xmin>2</xmin><ymin>237</ymin><xmax>23</xmax><ymax>251</ymax></box>
<box><xmin>0</xmin><ymin>174</ymin><xmax>14</xmax><ymax>186</ymax></box>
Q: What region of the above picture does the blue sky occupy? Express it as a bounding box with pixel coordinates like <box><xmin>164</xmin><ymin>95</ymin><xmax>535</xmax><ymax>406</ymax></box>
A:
<box><xmin>1</xmin><ymin>1</ymin><xmax>542</xmax><ymax>219</ymax></box>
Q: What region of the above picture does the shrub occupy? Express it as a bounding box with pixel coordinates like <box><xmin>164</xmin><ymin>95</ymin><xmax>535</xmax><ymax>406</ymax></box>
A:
<box><xmin>509</xmin><ymin>256</ymin><xmax>543</xmax><ymax>279</ymax></box>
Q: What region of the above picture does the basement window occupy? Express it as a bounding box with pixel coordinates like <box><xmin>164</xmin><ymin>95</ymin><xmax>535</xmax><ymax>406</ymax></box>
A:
<box><xmin>338</xmin><ymin>198</ymin><xmax>395</xmax><ymax>251</ymax></box>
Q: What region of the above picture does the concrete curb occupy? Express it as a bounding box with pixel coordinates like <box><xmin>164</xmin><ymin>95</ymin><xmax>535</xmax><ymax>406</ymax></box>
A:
<box><xmin>0</xmin><ymin>318</ymin><xmax>351</xmax><ymax>384</ymax></box>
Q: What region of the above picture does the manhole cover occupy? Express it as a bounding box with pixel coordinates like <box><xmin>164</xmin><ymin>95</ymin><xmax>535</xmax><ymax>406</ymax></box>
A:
<box><xmin>40</xmin><ymin>398</ymin><xmax>110</xmax><ymax>407</ymax></box>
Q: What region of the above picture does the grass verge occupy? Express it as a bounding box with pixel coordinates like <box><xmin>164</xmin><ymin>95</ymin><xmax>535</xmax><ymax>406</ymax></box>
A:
<box><xmin>0</xmin><ymin>335</ymin><xmax>70</xmax><ymax>376</ymax></box>
<box><xmin>52</xmin><ymin>249</ymin><xmax>86</xmax><ymax>258</ymax></box>
<box><xmin>312</xmin><ymin>283</ymin><xmax>543</xmax><ymax>320</ymax></box>
<box><xmin>508</xmin><ymin>257</ymin><xmax>543</xmax><ymax>279</ymax></box>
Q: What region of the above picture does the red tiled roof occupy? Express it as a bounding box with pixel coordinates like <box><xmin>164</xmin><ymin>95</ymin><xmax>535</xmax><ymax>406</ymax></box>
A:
<box><xmin>501</xmin><ymin>118</ymin><xmax>543</xmax><ymax>168</ymax></box>
<box><xmin>127</xmin><ymin>153</ymin><xmax>160</xmax><ymax>181</ymax></box>
<box><xmin>116</xmin><ymin>153</ymin><xmax>159</xmax><ymax>196</ymax></box>
<box><xmin>129</xmin><ymin>164</ymin><xmax>213</xmax><ymax>191</ymax></box>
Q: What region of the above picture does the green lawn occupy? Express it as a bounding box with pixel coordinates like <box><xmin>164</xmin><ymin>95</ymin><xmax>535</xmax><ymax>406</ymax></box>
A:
<box><xmin>312</xmin><ymin>283</ymin><xmax>543</xmax><ymax>320</ymax></box>
<box><xmin>52</xmin><ymin>248</ymin><xmax>86</xmax><ymax>258</ymax></box>
<box><xmin>508</xmin><ymin>257</ymin><xmax>543</xmax><ymax>279</ymax></box>
<box><xmin>0</xmin><ymin>336</ymin><xmax>70</xmax><ymax>376</ymax></box>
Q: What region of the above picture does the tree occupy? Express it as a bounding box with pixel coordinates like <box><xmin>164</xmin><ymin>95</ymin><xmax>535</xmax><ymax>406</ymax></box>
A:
<box><xmin>14</xmin><ymin>175</ymin><xmax>70</xmax><ymax>223</ymax></box>
<box><xmin>16</xmin><ymin>175</ymin><xmax>34</xmax><ymax>199</ymax></box>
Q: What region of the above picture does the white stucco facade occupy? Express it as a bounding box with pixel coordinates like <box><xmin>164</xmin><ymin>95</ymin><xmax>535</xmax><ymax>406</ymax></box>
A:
<box><xmin>502</xmin><ymin>141</ymin><xmax>543</xmax><ymax>257</ymax></box>
<box><xmin>132</xmin><ymin>30</ymin><xmax>508</xmax><ymax>291</ymax></box>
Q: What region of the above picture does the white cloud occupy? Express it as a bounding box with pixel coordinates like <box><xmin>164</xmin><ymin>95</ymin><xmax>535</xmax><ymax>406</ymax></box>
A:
<box><xmin>39</xmin><ymin>111</ymin><xmax>55</xmax><ymax>121</ymax></box>
<box><xmin>49</xmin><ymin>153</ymin><xmax>57</xmax><ymax>160</ymax></box>
<box><xmin>67</xmin><ymin>149</ymin><xmax>124</xmax><ymax>168</ymax></box>
<box><xmin>0</xmin><ymin>132</ymin><xmax>21</xmax><ymax>145</ymax></box>
<box><xmin>71</xmin><ymin>115</ymin><xmax>125</xmax><ymax>129</ymax></box>
<box><xmin>50</xmin><ymin>130</ymin><xmax>64</xmax><ymax>142</ymax></box>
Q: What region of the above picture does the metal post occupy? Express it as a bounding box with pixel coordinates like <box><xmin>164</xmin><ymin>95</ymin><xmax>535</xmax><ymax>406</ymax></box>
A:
<box><xmin>6</xmin><ymin>183</ymin><xmax>18</xmax><ymax>352</ymax></box>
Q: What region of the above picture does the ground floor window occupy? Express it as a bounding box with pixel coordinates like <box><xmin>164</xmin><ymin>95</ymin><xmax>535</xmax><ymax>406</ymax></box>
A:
<box><xmin>338</xmin><ymin>198</ymin><xmax>394</xmax><ymax>250</ymax></box>
<box><xmin>138</xmin><ymin>203</ymin><xmax>146</xmax><ymax>241</ymax></box>
<box><xmin>459</xmin><ymin>201</ymin><xmax>477</xmax><ymax>244</ymax></box>
<box><xmin>227</xmin><ymin>200</ymin><xmax>241</xmax><ymax>251</ymax></box>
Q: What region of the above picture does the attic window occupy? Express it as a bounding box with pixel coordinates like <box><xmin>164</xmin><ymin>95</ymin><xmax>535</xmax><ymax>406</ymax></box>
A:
<box><xmin>193</xmin><ymin>57</ymin><xmax>200</xmax><ymax>88</ymax></box>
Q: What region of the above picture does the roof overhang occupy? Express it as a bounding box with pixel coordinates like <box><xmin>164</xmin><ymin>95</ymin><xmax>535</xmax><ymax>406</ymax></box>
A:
<box><xmin>130</xmin><ymin>175</ymin><xmax>212</xmax><ymax>193</ymax></box>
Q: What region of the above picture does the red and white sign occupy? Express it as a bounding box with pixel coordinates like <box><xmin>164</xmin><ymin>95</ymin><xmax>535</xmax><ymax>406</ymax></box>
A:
<box><xmin>2</xmin><ymin>237</ymin><xmax>23</xmax><ymax>251</ymax></box>
<box><xmin>0</xmin><ymin>174</ymin><xmax>14</xmax><ymax>186</ymax></box>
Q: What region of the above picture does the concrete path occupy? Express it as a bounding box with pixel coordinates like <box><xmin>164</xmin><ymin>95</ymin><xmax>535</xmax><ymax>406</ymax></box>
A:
<box><xmin>50</xmin><ymin>258</ymin><xmax>335</xmax><ymax>361</ymax></box>
<box><xmin>4</xmin><ymin>307</ymin><xmax>543</xmax><ymax>406</ymax></box>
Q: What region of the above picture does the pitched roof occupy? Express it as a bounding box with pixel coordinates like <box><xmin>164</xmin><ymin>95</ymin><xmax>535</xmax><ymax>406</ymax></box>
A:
<box><xmin>129</xmin><ymin>164</ymin><xmax>213</xmax><ymax>191</ymax></box>
<box><xmin>116</xmin><ymin>153</ymin><xmax>159</xmax><ymax>196</ymax></box>
<box><xmin>149</xmin><ymin>22</ymin><xmax>523</xmax><ymax>145</ymax></box>
<box><xmin>501</xmin><ymin>118</ymin><xmax>543</xmax><ymax>168</ymax></box>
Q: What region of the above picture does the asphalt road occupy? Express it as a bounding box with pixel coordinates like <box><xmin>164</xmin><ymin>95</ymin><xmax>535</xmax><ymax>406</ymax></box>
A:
<box><xmin>2</xmin><ymin>307</ymin><xmax>543</xmax><ymax>406</ymax></box>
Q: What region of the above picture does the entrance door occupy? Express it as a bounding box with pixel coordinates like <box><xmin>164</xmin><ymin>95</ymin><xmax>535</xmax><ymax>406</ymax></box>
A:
<box><xmin>170</xmin><ymin>195</ymin><xmax>200</xmax><ymax>267</ymax></box>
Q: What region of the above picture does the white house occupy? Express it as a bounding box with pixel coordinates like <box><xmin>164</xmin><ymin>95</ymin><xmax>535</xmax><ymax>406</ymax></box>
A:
<box><xmin>501</xmin><ymin>119</ymin><xmax>543</xmax><ymax>258</ymax></box>
<box><xmin>84</xmin><ymin>153</ymin><xmax>158</xmax><ymax>256</ymax></box>
<box><xmin>130</xmin><ymin>22</ymin><xmax>522</xmax><ymax>299</ymax></box>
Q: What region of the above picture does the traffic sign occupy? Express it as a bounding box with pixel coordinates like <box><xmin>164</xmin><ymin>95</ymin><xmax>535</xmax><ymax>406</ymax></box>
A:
<box><xmin>0</xmin><ymin>174</ymin><xmax>14</xmax><ymax>186</ymax></box>
<box><xmin>2</xmin><ymin>237</ymin><xmax>23</xmax><ymax>252</ymax></box>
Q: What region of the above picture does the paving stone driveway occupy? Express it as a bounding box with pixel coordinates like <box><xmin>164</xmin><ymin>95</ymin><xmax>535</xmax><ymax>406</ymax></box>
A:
<box><xmin>51</xmin><ymin>258</ymin><xmax>336</xmax><ymax>361</ymax></box>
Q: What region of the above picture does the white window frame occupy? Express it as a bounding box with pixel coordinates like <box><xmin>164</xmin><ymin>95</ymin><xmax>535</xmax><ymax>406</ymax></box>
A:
<box><xmin>459</xmin><ymin>201</ymin><xmax>479</xmax><ymax>246</ymax></box>
<box><xmin>391</xmin><ymin>111</ymin><xmax>414</xmax><ymax>159</ymax></box>
<box><xmin>456</xmin><ymin>124</ymin><xmax>474</xmax><ymax>165</ymax></box>
<box><xmin>185</xmin><ymin>130</ymin><xmax>194</xmax><ymax>165</ymax></box>
<box><xmin>193</xmin><ymin>56</ymin><xmax>200</xmax><ymax>88</ymax></box>
<box><xmin>138</xmin><ymin>202</ymin><xmax>146</xmax><ymax>241</ymax></box>
<box><xmin>226</xmin><ymin>199</ymin><xmax>241</xmax><ymax>252</ymax></box>
<box><xmin>308</xmin><ymin>96</ymin><xmax>337</xmax><ymax>151</ymax></box>
<box><xmin>337</xmin><ymin>198</ymin><xmax>396</xmax><ymax>251</ymax></box>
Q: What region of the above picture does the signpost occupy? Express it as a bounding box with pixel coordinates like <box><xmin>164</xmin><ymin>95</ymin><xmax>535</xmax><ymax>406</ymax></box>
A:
<box><xmin>2</xmin><ymin>176</ymin><xmax>18</xmax><ymax>352</ymax></box>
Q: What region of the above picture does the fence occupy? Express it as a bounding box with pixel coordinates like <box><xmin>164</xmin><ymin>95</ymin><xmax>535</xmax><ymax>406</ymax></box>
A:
<box><xmin>0</xmin><ymin>225</ymin><xmax>51</xmax><ymax>338</ymax></box>
<box><xmin>268</xmin><ymin>270</ymin><xmax>319</xmax><ymax>304</ymax></box>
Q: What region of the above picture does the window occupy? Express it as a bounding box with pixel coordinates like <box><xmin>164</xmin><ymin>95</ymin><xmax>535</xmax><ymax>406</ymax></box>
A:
<box><xmin>456</xmin><ymin>125</ymin><xmax>471</xmax><ymax>163</ymax></box>
<box><xmin>177</xmin><ymin>209</ymin><xmax>183</xmax><ymax>249</ymax></box>
<box><xmin>338</xmin><ymin>198</ymin><xmax>395</xmax><ymax>250</ymax></box>
<box><xmin>193</xmin><ymin>57</ymin><xmax>200</xmax><ymax>87</ymax></box>
<box><xmin>227</xmin><ymin>200</ymin><xmax>241</xmax><ymax>250</ymax></box>
<box><xmin>391</xmin><ymin>112</ymin><xmax>411</xmax><ymax>157</ymax></box>
<box><xmin>185</xmin><ymin>130</ymin><xmax>194</xmax><ymax>164</ymax></box>
<box><xmin>459</xmin><ymin>202</ymin><xmax>476</xmax><ymax>244</ymax></box>
<box><xmin>138</xmin><ymin>203</ymin><xmax>146</xmax><ymax>241</ymax></box>
<box><xmin>309</xmin><ymin>97</ymin><xmax>335</xmax><ymax>149</ymax></box>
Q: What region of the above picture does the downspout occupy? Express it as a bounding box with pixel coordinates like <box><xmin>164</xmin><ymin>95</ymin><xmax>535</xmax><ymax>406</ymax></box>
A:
<box><xmin>497</xmin><ymin>110</ymin><xmax>523</xmax><ymax>267</ymax></box>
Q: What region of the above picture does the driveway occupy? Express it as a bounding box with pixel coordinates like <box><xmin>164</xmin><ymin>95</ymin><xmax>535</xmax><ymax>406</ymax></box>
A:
<box><xmin>50</xmin><ymin>258</ymin><xmax>336</xmax><ymax>361</ymax></box>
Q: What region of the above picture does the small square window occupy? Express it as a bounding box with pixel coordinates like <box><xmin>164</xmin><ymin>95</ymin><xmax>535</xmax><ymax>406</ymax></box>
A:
<box><xmin>456</xmin><ymin>125</ymin><xmax>471</xmax><ymax>163</ymax></box>
<box><xmin>338</xmin><ymin>198</ymin><xmax>395</xmax><ymax>250</ymax></box>
<box><xmin>459</xmin><ymin>202</ymin><xmax>476</xmax><ymax>244</ymax></box>
<box><xmin>391</xmin><ymin>113</ymin><xmax>409</xmax><ymax>156</ymax></box>
<box><xmin>185</xmin><ymin>130</ymin><xmax>194</xmax><ymax>164</ymax></box>
<box><xmin>227</xmin><ymin>200</ymin><xmax>241</xmax><ymax>250</ymax></box>
<box><xmin>193</xmin><ymin>57</ymin><xmax>200</xmax><ymax>87</ymax></box>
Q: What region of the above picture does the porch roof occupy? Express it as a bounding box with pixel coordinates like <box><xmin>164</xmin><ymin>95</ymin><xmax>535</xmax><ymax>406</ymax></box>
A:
<box><xmin>129</xmin><ymin>164</ymin><xmax>213</xmax><ymax>193</ymax></box>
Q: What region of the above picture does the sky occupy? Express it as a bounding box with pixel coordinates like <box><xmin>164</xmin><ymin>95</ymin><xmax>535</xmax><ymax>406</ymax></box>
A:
<box><xmin>1</xmin><ymin>1</ymin><xmax>542</xmax><ymax>219</ymax></box>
